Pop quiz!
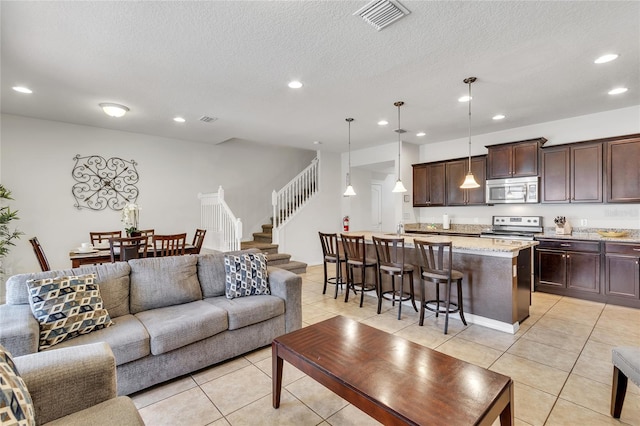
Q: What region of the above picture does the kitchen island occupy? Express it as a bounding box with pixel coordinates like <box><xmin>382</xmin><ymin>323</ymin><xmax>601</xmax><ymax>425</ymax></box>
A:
<box><xmin>345</xmin><ymin>231</ymin><xmax>539</xmax><ymax>334</ymax></box>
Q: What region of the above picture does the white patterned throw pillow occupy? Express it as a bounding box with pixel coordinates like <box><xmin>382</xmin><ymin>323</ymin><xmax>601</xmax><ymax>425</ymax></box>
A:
<box><xmin>0</xmin><ymin>344</ymin><xmax>36</xmax><ymax>426</ymax></box>
<box><xmin>224</xmin><ymin>252</ymin><xmax>270</xmax><ymax>299</ymax></box>
<box><xmin>26</xmin><ymin>274</ymin><xmax>113</xmax><ymax>350</ymax></box>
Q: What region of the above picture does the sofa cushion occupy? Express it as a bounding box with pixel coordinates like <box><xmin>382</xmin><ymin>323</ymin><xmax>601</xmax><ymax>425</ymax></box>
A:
<box><xmin>129</xmin><ymin>255</ymin><xmax>202</xmax><ymax>314</ymax></box>
<box><xmin>46</xmin><ymin>315</ymin><xmax>150</xmax><ymax>366</ymax></box>
<box><xmin>0</xmin><ymin>344</ymin><xmax>36</xmax><ymax>426</ymax></box>
<box><xmin>204</xmin><ymin>295</ymin><xmax>285</xmax><ymax>330</ymax></box>
<box><xmin>224</xmin><ymin>252</ymin><xmax>270</xmax><ymax>299</ymax></box>
<box><xmin>26</xmin><ymin>274</ymin><xmax>113</xmax><ymax>350</ymax></box>
<box><xmin>196</xmin><ymin>252</ymin><xmax>227</xmax><ymax>297</ymax></box>
<box><xmin>5</xmin><ymin>263</ymin><xmax>131</xmax><ymax>318</ymax></box>
<box><xmin>135</xmin><ymin>301</ymin><xmax>228</xmax><ymax>355</ymax></box>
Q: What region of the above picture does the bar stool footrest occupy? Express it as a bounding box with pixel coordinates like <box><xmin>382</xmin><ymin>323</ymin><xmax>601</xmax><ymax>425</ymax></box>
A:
<box><xmin>382</xmin><ymin>290</ymin><xmax>413</xmax><ymax>302</ymax></box>
<box><xmin>425</xmin><ymin>299</ymin><xmax>460</xmax><ymax>315</ymax></box>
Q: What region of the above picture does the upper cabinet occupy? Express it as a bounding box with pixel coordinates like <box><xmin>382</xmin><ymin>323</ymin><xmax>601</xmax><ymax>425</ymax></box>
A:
<box><xmin>412</xmin><ymin>162</ymin><xmax>446</xmax><ymax>207</ymax></box>
<box><xmin>446</xmin><ymin>157</ymin><xmax>486</xmax><ymax>206</ymax></box>
<box><xmin>486</xmin><ymin>138</ymin><xmax>546</xmax><ymax>179</ymax></box>
<box><xmin>541</xmin><ymin>142</ymin><xmax>603</xmax><ymax>203</ymax></box>
<box><xmin>607</xmin><ymin>135</ymin><xmax>640</xmax><ymax>203</ymax></box>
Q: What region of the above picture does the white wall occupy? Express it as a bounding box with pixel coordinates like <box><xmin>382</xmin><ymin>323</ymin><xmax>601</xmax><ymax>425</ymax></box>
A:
<box><xmin>0</xmin><ymin>114</ymin><xmax>316</xmax><ymax>277</ymax></box>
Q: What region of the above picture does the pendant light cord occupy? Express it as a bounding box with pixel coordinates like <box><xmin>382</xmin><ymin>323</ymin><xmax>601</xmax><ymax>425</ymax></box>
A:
<box><xmin>346</xmin><ymin>118</ymin><xmax>353</xmax><ymax>185</ymax></box>
<box><xmin>467</xmin><ymin>79</ymin><xmax>472</xmax><ymax>172</ymax></box>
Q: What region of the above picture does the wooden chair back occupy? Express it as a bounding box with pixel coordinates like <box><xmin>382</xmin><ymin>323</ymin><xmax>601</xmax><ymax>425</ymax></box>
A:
<box><xmin>90</xmin><ymin>231</ymin><xmax>122</xmax><ymax>245</ymax></box>
<box><xmin>414</xmin><ymin>240</ymin><xmax>453</xmax><ymax>283</ymax></box>
<box><xmin>152</xmin><ymin>233</ymin><xmax>187</xmax><ymax>257</ymax></box>
<box><xmin>191</xmin><ymin>229</ymin><xmax>207</xmax><ymax>254</ymax></box>
<box><xmin>109</xmin><ymin>236</ymin><xmax>148</xmax><ymax>262</ymax></box>
<box><xmin>372</xmin><ymin>236</ymin><xmax>407</xmax><ymax>271</ymax></box>
<box><xmin>137</xmin><ymin>229</ymin><xmax>155</xmax><ymax>252</ymax></box>
<box><xmin>340</xmin><ymin>234</ymin><xmax>367</xmax><ymax>265</ymax></box>
<box><xmin>318</xmin><ymin>232</ymin><xmax>340</xmax><ymax>260</ymax></box>
<box><xmin>29</xmin><ymin>237</ymin><xmax>50</xmax><ymax>272</ymax></box>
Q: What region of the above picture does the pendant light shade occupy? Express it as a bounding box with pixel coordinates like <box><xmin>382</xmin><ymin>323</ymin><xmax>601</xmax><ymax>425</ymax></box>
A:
<box><xmin>392</xmin><ymin>101</ymin><xmax>407</xmax><ymax>193</ymax></box>
<box><xmin>343</xmin><ymin>118</ymin><xmax>356</xmax><ymax>196</ymax></box>
<box><xmin>460</xmin><ymin>77</ymin><xmax>480</xmax><ymax>189</ymax></box>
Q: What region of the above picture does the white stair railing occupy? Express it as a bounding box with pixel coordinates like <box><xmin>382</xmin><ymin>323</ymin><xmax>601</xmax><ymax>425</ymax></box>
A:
<box><xmin>272</xmin><ymin>157</ymin><xmax>319</xmax><ymax>231</ymax></box>
<box><xmin>198</xmin><ymin>186</ymin><xmax>242</xmax><ymax>252</ymax></box>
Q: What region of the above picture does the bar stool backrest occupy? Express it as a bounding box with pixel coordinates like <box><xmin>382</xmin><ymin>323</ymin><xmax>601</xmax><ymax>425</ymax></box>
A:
<box><xmin>318</xmin><ymin>232</ymin><xmax>340</xmax><ymax>260</ymax></box>
<box><xmin>372</xmin><ymin>236</ymin><xmax>406</xmax><ymax>269</ymax></box>
<box><xmin>340</xmin><ymin>234</ymin><xmax>366</xmax><ymax>264</ymax></box>
<box><xmin>414</xmin><ymin>240</ymin><xmax>453</xmax><ymax>282</ymax></box>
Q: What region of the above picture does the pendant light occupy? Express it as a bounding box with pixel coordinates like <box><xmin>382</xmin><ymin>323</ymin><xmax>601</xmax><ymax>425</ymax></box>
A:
<box><xmin>392</xmin><ymin>101</ymin><xmax>407</xmax><ymax>193</ymax></box>
<box><xmin>343</xmin><ymin>118</ymin><xmax>356</xmax><ymax>196</ymax></box>
<box><xmin>460</xmin><ymin>77</ymin><xmax>480</xmax><ymax>189</ymax></box>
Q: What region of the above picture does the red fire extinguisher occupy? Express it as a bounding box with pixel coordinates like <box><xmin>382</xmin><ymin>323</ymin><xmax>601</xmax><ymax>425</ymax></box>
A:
<box><xmin>343</xmin><ymin>216</ymin><xmax>350</xmax><ymax>232</ymax></box>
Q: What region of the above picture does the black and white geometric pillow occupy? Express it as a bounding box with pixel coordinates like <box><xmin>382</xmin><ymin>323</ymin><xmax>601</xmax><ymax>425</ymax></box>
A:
<box><xmin>0</xmin><ymin>344</ymin><xmax>35</xmax><ymax>426</ymax></box>
<box><xmin>224</xmin><ymin>252</ymin><xmax>270</xmax><ymax>299</ymax></box>
<box><xmin>26</xmin><ymin>274</ymin><xmax>113</xmax><ymax>350</ymax></box>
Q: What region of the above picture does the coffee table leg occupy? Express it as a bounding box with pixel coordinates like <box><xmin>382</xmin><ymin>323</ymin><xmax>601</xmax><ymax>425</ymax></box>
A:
<box><xmin>272</xmin><ymin>342</ymin><xmax>284</xmax><ymax>408</ymax></box>
<box><xmin>499</xmin><ymin>380</ymin><xmax>514</xmax><ymax>426</ymax></box>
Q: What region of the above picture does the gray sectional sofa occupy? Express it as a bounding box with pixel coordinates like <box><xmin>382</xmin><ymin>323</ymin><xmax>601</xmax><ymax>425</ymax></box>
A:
<box><xmin>0</xmin><ymin>250</ymin><xmax>302</xmax><ymax>395</ymax></box>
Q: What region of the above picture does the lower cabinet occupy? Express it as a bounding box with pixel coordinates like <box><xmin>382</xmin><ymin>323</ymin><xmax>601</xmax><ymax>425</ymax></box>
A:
<box><xmin>604</xmin><ymin>243</ymin><xmax>640</xmax><ymax>299</ymax></box>
<box><xmin>536</xmin><ymin>238</ymin><xmax>640</xmax><ymax>308</ymax></box>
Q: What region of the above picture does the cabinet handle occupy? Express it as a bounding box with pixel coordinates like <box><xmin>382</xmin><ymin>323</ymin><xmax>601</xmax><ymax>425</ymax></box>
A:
<box><xmin>560</xmin><ymin>244</ymin><xmax>571</xmax><ymax>247</ymax></box>
<box><xmin>633</xmin><ymin>248</ymin><xmax>640</xmax><ymax>252</ymax></box>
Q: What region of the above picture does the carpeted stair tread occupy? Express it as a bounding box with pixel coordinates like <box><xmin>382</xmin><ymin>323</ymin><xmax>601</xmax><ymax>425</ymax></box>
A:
<box><xmin>252</xmin><ymin>232</ymin><xmax>273</xmax><ymax>243</ymax></box>
<box><xmin>240</xmin><ymin>241</ymin><xmax>278</xmax><ymax>254</ymax></box>
<box><xmin>266</xmin><ymin>252</ymin><xmax>291</xmax><ymax>265</ymax></box>
<box><xmin>269</xmin><ymin>260</ymin><xmax>307</xmax><ymax>275</ymax></box>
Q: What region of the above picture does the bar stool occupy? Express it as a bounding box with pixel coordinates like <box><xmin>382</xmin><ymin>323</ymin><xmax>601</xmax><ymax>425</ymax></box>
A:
<box><xmin>414</xmin><ymin>239</ymin><xmax>467</xmax><ymax>334</ymax></box>
<box><xmin>372</xmin><ymin>236</ymin><xmax>417</xmax><ymax>320</ymax></box>
<box><xmin>318</xmin><ymin>232</ymin><xmax>345</xmax><ymax>299</ymax></box>
<box><xmin>340</xmin><ymin>234</ymin><xmax>378</xmax><ymax>307</ymax></box>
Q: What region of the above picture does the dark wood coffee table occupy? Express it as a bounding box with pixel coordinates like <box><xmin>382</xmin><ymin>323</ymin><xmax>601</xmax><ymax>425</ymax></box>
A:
<box><xmin>272</xmin><ymin>315</ymin><xmax>513</xmax><ymax>425</ymax></box>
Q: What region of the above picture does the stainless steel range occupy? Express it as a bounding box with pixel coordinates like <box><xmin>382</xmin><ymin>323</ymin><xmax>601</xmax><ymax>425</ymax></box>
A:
<box><xmin>480</xmin><ymin>215</ymin><xmax>543</xmax><ymax>240</ymax></box>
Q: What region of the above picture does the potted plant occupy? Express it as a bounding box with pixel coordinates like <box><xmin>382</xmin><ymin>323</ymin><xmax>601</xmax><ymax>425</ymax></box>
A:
<box><xmin>0</xmin><ymin>184</ymin><xmax>23</xmax><ymax>274</ymax></box>
<box><xmin>121</xmin><ymin>203</ymin><xmax>141</xmax><ymax>237</ymax></box>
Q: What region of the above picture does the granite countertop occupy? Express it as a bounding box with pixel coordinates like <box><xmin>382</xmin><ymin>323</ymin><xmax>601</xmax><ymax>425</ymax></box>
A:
<box><xmin>537</xmin><ymin>232</ymin><xmax>640</xmax><ymax>243</ymax></box>
<box><xmin>345</xmin><ymin>231</ymin><xmax>537</xmax><ymax>257</ymax></box>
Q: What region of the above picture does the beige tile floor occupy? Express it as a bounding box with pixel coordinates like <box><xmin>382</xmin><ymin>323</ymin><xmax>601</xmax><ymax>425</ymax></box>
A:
<box><xmin>132</xmin><ymin>265</ymin><xmax>640</xmax><ymax>425</ymax></box>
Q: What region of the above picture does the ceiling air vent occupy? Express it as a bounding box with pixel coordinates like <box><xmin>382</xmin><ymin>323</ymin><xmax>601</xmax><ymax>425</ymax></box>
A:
<box><xmin>199</xmin><ymin>115</ymin><xmax>217</xmax><ymax>123</ymax></box>
<box><xmin>353</xmin><ymin>0</ymin><xmax>410</xmax><ymax>31</ymax></box>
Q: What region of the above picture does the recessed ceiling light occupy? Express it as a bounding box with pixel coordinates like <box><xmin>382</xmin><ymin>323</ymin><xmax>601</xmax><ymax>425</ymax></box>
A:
<box><xmin>608</xmin><ymin>87</ymin><xmax>628</xmax><ymax>95</ymax></box>
<box><xmin>458</xmin><ymin>95</ymin><xmax>472</xmax><ymax>102</ymax></box>
<box><xmin>288</xmin><ymin>80</ymin><xmax>303</xmax><ymax>89</ymax></box>
<box><xmin>377</xmin><ymin>120</ymin><xmax>389</xmax><ymax>126</ymax></box>
<box><xmin>594</xmin><ymin>54</ymin><xmax>619</xmax><ymax>64</ymax></box>
<box><xmin>416</xmin><ymin>132</ymin><xmax>426</xmax><ymax>137</ymax></box>
<box><xmin>492</xmin><ymin>114</ymin><xmax>506</xmax><ymax>120</ymax></box>
<box><xmin>173</xmin><ymin>117</ymin><xmax>186</xmax><ymax>123</ymax></box>
<box><xmin>12</xmin><ymin>86</ymin><xmax>32</xmax><ymax>94</ymax></box>
<box><xmin>313</xmin><ymin>140</ymin><xmax>322</xmax><ymax>145</ymax></box>
<box><xmin>99</xmin><ymin>103</ymin><xmax>129</xmax><ymax>117</ymax></box>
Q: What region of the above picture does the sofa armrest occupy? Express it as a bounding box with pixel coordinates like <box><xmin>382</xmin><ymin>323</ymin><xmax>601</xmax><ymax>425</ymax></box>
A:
<box><xmin>0</xmin><ymin>304</ymin><xmax>39</xmax><ymax>356</ymax></box>
<box><xmin>14</xmin><ymin>342</ymin><xmax>117</xmax><ymax>425</ymax></box>
<box><xmin>267</xmin><ymin>266</ymin><xmax>302</xmax><ymax>333</ymax></box>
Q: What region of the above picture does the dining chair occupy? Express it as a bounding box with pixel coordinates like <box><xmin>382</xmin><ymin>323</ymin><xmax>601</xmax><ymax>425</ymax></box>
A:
<box><xmin>29</xmin><ymin>237</ymin><xmax>50</xmax><ymax>272</ymax></box>
<box><xmin>340</xmin><ymin>234</ymin><xmax>377</xmax><ymax>307</ymax></box>
<box><xmin>109</xmin><ymin>236</ymin><xmax>148</xmax><ymax>262</ymax></box>
<box><xmin>191</xmin><ymin>228</ymin><xmax>207</xmax><ymax>254</ymax></box>
<box><xmin>137</xmin><ymin>229</ymin><xmax>154</xmax><ymax>254</ymax></box>
<box><xmin>372</xmin><ymin>236</ymin><xmax>417</xmax><ymax>320</ymax></box>
<box><xmin>318</xmin><ymin>232</ymin><xmax>345</xmax><ymax>299</ymax></box>
<box><xmin>414</xmin><ymin>239</ymin><xmax>467</xmax><ymax>334</ymax></box>
<box><xmin>152</xmin><ymin>233</ymin><xmax>187</xmax><ymax>257</ymax></box>
<box><xmin>90</xmin><ymin>231</ymin><xmax>122</xmax><ymax>246</ymax></box>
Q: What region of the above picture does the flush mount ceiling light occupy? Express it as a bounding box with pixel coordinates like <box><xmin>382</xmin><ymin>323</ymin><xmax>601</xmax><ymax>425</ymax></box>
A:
<box><xmin>173</xmin><ymin>117</ymin><xmax>186</xmax><ymax>123</ymax></box>
<box><xmin>458</xmin><ymin>95</ymin><xmax>472</xmax><ymax>102</ymax></box>
<box><xmin>595</xmin><ymin>54</ymin><xmax>619</xmax><ymax>64</ymax></box>
<box><xmin>99</xmin><ymin>103</ymin><xmax>129</xmax><ymax>118</ymax></box>
<box><xmin>392</xmin><ymin>101</ymin><xmax>407</xmax><ymax>193</ymax></box>
<box><xmin>343</xmin><ymin>118</ymin><xmax>356</xmax><ymax>197</ymax></box>
<box><xmin>460</xmin><ymin>77</ymin><xmax>481</xmax><ymax>189</ymax></box>
<box><xmin>12</xmin><ymin>86</ymin><xmax>33</xmax><ymax>94</ymax></box>
<box><xmin>416</xmin><ymin>132</ymin><xmax>426</xmax><ymax>137</ymax></box>
<box><xmin>378</xmin><ymin>120</ymin><xmax>389</xmax><ymax>126</ymax></box>
<box><xmin>493</xmin><ymin>114</ymin><xmax>506</xmax><ymax>120</ymax></box>
<box><xmin>288</xmin><ymin>80</ymin><xmax>303</xmax><ymax>89</ymax></box>
<box><xmin>608</xmin><ymin>87</ymin><xmax>628</xmax><ymax>95</ymax></box>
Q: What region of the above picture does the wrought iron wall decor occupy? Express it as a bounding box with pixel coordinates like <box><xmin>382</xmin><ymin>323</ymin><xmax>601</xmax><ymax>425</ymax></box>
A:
<box><xmin>72</xmin><ymin>154</ymin><xmax>139</xmax><ymax>211</ymax></box>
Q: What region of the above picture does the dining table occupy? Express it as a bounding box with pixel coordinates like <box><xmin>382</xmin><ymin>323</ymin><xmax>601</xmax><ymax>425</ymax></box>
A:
<box><xmin>69</xmin><ymin>242</ymin><xmax>198</xmax><ymax>268</ymax></box>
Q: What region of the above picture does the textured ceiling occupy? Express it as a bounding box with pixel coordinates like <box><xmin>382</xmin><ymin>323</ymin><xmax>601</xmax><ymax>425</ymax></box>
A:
<box><xmin>1</xmin><ymin>1</ymin><xmax>638</xmax><ymax>152</ymax></box>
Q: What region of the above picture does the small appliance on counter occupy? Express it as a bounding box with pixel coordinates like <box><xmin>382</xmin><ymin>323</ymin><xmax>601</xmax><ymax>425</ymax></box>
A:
<box><xmin>554</xmin><ymin>216</ymin><xmax>572</xmax><ymax>235</ymax></box>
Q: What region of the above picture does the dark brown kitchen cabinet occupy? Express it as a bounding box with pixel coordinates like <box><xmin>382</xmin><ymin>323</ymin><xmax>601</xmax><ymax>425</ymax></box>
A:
<box><xmin>446</xmin><ymin>156</ymin><xmax>486</xmax><ymax>205</ymax></box>
<box><xmin>412</xmin><ymin>163</ymin><xmax>445</xmax><ymax>207</ymax></box>
<box><xmin>605</xmin><ymin>243</ymin><xmax>640</xmax><ymax>299</ymax></box>
<box><xmin>487</xmin><ymin>138</ymin><xmax>546</xmax><ymax>179</ymax></box>
<box><xmin>536</xmin><ymin>239</ymin><xmax>600</xmax><ymax>295</ymax></box>
<box><xmin>606</xmin><ymin>135</ymin><xmax>640</xmax><ymax>203</ymax></box>
<box><xmin>541</xmin><ymin>142</ymin><xmax>602</xmax><ymax>203</ymax></box>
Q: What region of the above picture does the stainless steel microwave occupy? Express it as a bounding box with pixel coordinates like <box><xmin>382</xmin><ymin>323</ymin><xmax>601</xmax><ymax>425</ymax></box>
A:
<box><xmin>486</xmin><ymin>176</ymin><xmax>539</xmax><ymax>204</ymax></box>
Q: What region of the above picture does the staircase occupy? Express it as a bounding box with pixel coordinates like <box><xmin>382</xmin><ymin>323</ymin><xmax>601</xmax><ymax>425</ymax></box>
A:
<box><xmin>241</xmin><ymin>223</ymin><xmax>307</xmax><ymax>274</ymax></box>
